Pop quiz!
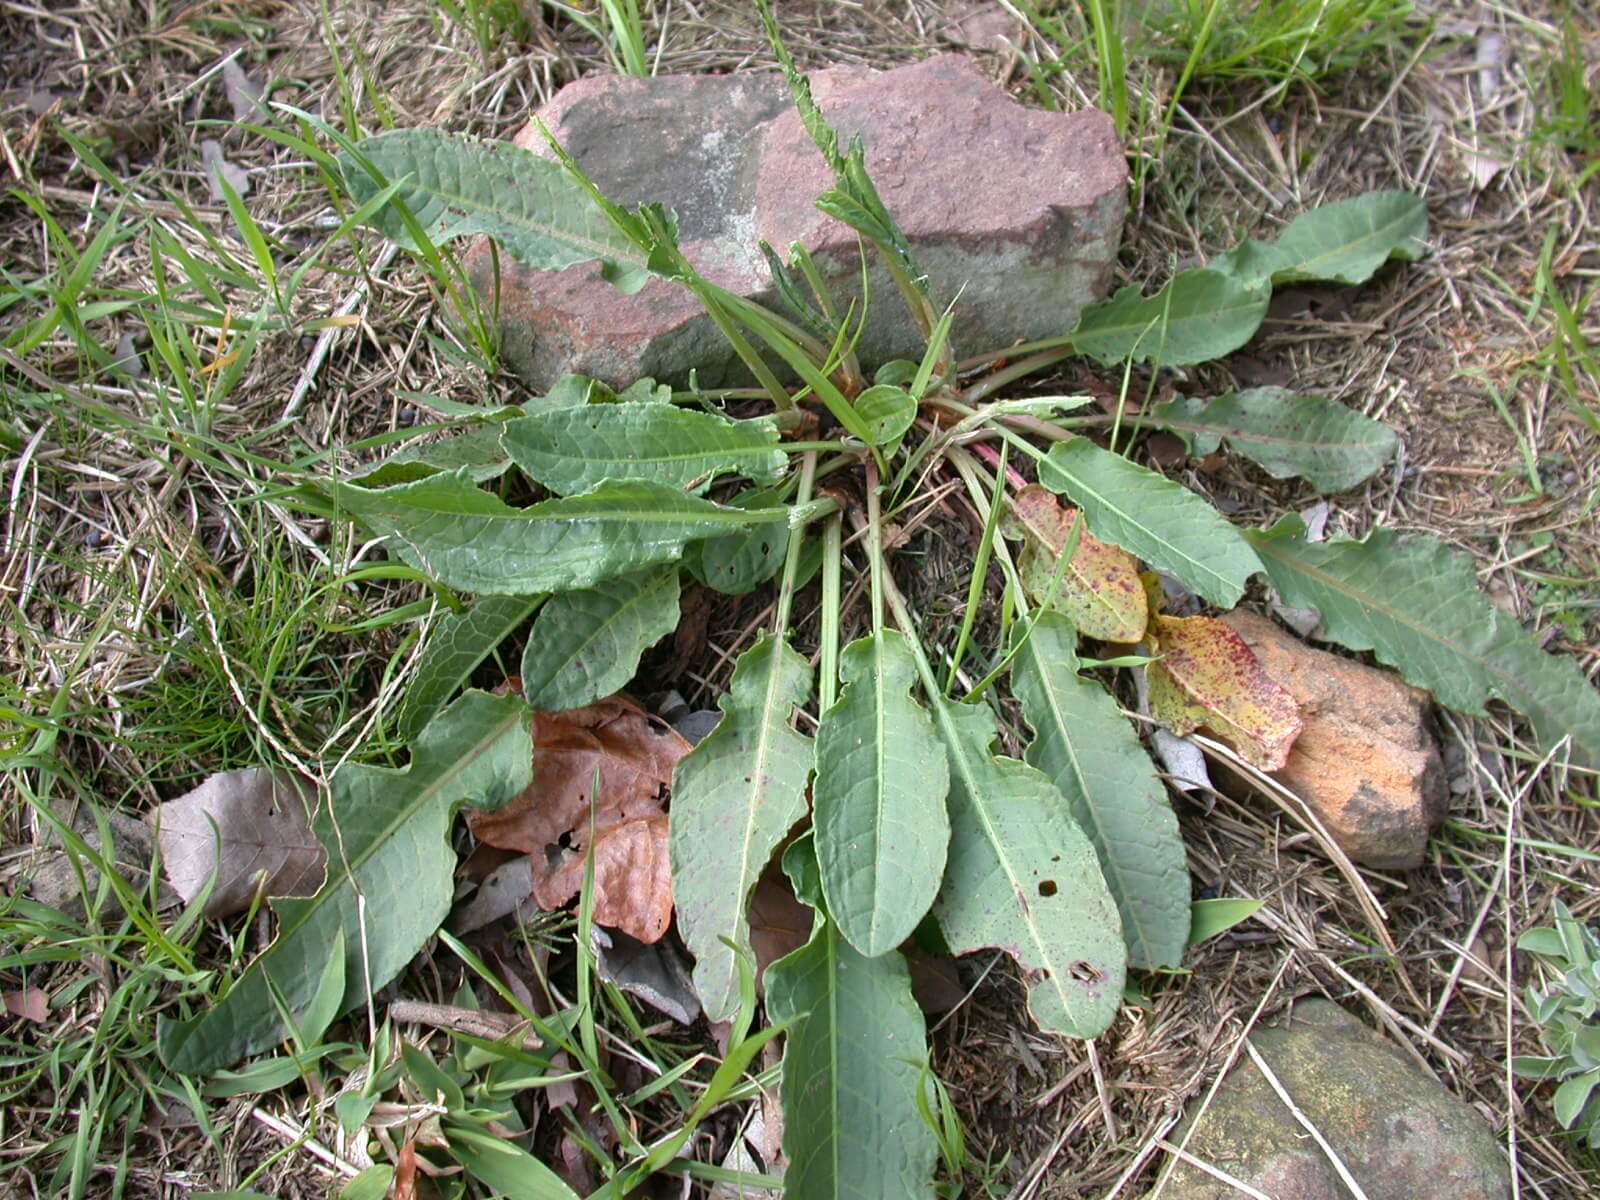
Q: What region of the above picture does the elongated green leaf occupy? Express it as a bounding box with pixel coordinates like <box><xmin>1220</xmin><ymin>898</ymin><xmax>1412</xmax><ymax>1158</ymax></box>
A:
<box><xmin>444</xmin><ymin>1122</ymin><xmax>581</xmax><ymax>1200</ymax></box>
<box><xmin>813</xmin><ymin>632</ymin><xmax>950</xmax><ymax>958</ymax></box>
<box><xmin>502</xmin><ymin>405</ymin><xmax>786</xmax><ymax>496</ymax></box>
<box><xmin>672</xmin><ymin>634</ymin><xmax>814</xmax><ymax>1021</ymax></box>
<box><xmin>1216</xmin><ymin>190</ymin><xmax>1428</xmax><ymax>287</ymax></box>
<box><xmin>356</xmin><ymin>422</ymin><xmax>515</xmax><ymax>488</ymax></box>
<box><xmin>765</xmin><ymin>914</ymin><xmax>936</xmax><ymax>1200</ymax></box>
<box><xmin>1246</xmin><ymin>518</ymin><xmax>1600</xmax><ymax>769</ymax></box>
<box><xmin>1013</xmin><ymin>614</ymin><xmax>1190</xmax><ymax>969</ymax></box>
<box><xmin>1154</xmin><ymin>389</ymin><xmax>1398</xmax><ymax>492</ymax></box>
<box><xmin>343</xmin><ymin>128</ymin><xmax>649</xmax><ymax>293</ymax></box>
<box><xmin>398</xmin><ymin>594</ymin><xmax>543</xmax><ymax>740</ymax></box>
<box><xmin>1069</xmin><ymin>269</ymin><xmax>1271</xmax><ymax>367</ymax></box>
<box><xmin>521</xmin><ymin>567</ymin><xmax>680</xmax><ymax>711</ymax></box>
<box><xmin>1039</xmin><ymin>439</ymin><xmax>1261</xmax><ymax>607</ymax></box>
<box><xmin>334</xmin><ymin>470</ymin><xmax>780</xmax><ymax>595</ymax></box>
<box><xmin>931</xmin><ymin>699</ymin><xmax>1126</xmax><ymax>1037</ymax></box>
<box><xmin>158</xmin><ymin>690</ymin><xmax>533</xmax><ymax>1073</ymax></box>
<box><xmin>1188</xmin><ymin>897</ymin><xmax>1264</xmax><ymax>945</ymax></box>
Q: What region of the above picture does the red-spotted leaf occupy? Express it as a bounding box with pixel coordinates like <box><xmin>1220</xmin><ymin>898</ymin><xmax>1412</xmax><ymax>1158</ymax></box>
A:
<box><xmin>1009</xmin><ymin>484</ymin><xmax>1148</xmax><ymax>643</ymax></box>
<box><xmin>1147</xmin><ymin>613</ymin><xmax>1303</xmax><ymax>770</ymax></box>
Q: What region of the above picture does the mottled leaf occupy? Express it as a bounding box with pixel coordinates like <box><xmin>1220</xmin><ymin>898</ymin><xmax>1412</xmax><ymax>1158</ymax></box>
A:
<box><xmin>154</xmin><ymin>769</ymin><xmax>326</xmax><ymax>919</ymax></box>
<box><xmin>1013</xmin><ymin>615</ymin><xmax>1190</xmax><ymax>969</ymax></box>
<box><xmin>158</xmin><ymin>690</ymin><xmax>533</xmax><ymax>1073</ymax></box>
<box><xmin>334</xmin><ymin>470</ymin><xmax>778</xmax><ymax>596</ymax></box>
<box><xmin>1039</xmin><ymin>439</ymin><xmax>1262</xmax><ymax>607</ymax></box>
<box><xmin>1069</xmin><ymin>268</ymin><xmax>1271</xmax><ymax>367</ymax></box>
<box><xmin>521</xmin><ymin>567</ymin><xmax>680</xmax><ymax>711</ymax></box>
<box><xmin>765</xmin><ymin>907</ymin><xmax>936</xmax><ymax>1200</ymax></box>
<box><xmin>343</xmin><ymin>128</ymin><xmax>650</xmax><ymax>293</ymax></box>
<box><xmin>1246</xmin><ymin>518</ymin><xmax>1600</xmax><ymax>769</ymax></box>
<box><xmin>1152</xmin><ymin>389</ymin><xmax>1398</xmax><ymax>493</ymax></box>
<box><xmin>931</xmin><ymin>699</ymin><xmax>1125</xmax><ymax>1037</ymax></box>
<box><xmin>672</xmin><ymin>634</ymin><xmax>814</xmax><ymax>1021</ymax></box>
<box><xmin>1215</xmin><ymin>190</ymin><xmax>1429</xmax><ymax>287</ymax></box>
<box><xmin>1008</xmin><ymin>484</ymin><xmax>1148</xmax><ymax>643</ymax></box>
<box><xmin>502</xmin><ymin>404</ymin><xmax>786</xmax><ymax>496</ymax></box>
<box><xmin>813</xmin><ymin>632</ymin><xmax>950</xmax><ymax>958</ymax></box>
<box><xmin>398</xmin><ymin>594</ymin><xmax>543</xmax><ymax>740</ymax></box>
<box><xmin>1145</xmin><ymin>611</ymin><xmax>1303</xmax><ymax>770</ymax></box>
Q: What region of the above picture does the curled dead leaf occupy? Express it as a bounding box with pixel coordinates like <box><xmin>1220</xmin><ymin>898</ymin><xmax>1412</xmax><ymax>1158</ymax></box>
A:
<box><xmin>1147</xmin><ymin>613</ymin><xmax>1303</xmax><ymax>771</ymax></box>
<box><xmin>1008</xmin><ymin>484</ymin><xmax>1148</xmax><ymax>643</ymax></box>
<box><xmin>468</xmin><ymin>695</ymin><xmax>690</xmax><ymax>943</ymax></box>
<box><xmin>4</xmin><ymin>987</ymin><xmax>48</xmax><ymax>1023</ymax></box>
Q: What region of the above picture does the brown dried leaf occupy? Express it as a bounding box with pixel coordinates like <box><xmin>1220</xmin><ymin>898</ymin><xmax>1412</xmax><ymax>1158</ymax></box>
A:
<box><xmin>4</xmin><ymin>987</ymin><xmax>48</xmax><ymax>1023</ymax></box>
<box><xmin>748</xmin><ymin>868</ymin><xmax>815</xmax><ymax>983</ymax></box>
<box><xmin>153</xmin><ymin>769</ymin><xmax>325</xmax><ymax>918</ymax></box>
<box><xmin>468</xmin><ymin>695</ymin><xmax>690</xmax><ymax>943</ymax></box>
<box><xmin>1010</xmin><ymin>484</ymin><xmax>1148</xmax><ymax>643</ymax></box>
<box><xmin>1147</xmin><ymin>613</ymin><xmax>1303</xmax><ymax>770</ymax></box>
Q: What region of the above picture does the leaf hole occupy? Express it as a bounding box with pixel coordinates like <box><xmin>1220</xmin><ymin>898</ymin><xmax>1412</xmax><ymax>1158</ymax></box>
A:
<box><xmin>1038</xmin><ymin>879</ymin><xmax>1058</xmax><ymax>897</ymax></box>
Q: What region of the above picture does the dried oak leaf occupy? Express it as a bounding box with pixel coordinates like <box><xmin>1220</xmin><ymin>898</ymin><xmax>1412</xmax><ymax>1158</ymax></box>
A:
<box><xmin>467</xmin><ymin>696</ymin><xmax>690</xmax><ymax>943</ymax></box>
<box><xmin>1147</xmin><ymin>613</ymin><xmax>1303</xmax><ymax>771</ymax></box>
<box><xmin>152</xmin><ymin>768</ymin><xmax>326</xmax><ymax>918</ymax></box>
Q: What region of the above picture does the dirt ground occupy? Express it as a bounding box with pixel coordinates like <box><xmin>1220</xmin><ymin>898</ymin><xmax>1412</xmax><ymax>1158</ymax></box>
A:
<box><xmin>1</xmin><ymin>0</ymin><xmax>1597</xmax><ymax>1197</ymax></box>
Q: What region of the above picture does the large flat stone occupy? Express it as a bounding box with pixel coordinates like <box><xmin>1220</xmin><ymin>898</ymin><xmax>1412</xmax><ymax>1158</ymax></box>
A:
<box><xmin>467</xmin><ymin>55</ymin><xmax>1125</xmax><ymax>390</ymax></box>
<box><xmin>1152</xmin><ymin>998</ymin><xmax>1509</xmax><ymax>1200</ymax></box>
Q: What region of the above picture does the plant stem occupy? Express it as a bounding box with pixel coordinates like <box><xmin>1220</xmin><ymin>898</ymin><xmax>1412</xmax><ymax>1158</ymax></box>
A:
<box><xmin>772</xmin><ymin>452</ymin><xmax>817</xmax><ymax>638</ymax></box>
<box><xmin>959</xmin><ymin>346</ymin><xmax>1075</xmax><ymax>404</ymax></box>
<box><xmin>819</xmin><ymin>512</ymin><xmax>843</xmax><ymax>711</ymax></box>
<box><xmin>865</xmin><ymin>458</ymin><xmax>886</xmax><ymax>640</ymax></box>
<box><xmin>943</xmin><ymin>440</ymin><xmax>1008</xmax><ymax>695</ymax></box>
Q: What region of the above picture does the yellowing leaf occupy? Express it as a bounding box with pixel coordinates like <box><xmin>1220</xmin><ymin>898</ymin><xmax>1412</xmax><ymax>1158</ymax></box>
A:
<box><xmin>1147</xmin><ymin>613</ymin><xmax>1302</xmax><ymax>770</ymax></box>
<box><xmin>1009</xmin><ymin>484</ymin><xmax>1147</xmax><ymax>643</ymax></box>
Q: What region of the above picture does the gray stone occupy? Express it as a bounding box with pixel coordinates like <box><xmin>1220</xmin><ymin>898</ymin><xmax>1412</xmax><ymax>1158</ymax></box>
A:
<box><xmin>1152</xmin><ymin>998</ymin><xmax>1510</xmax><ymax>1200</ymax></box>
<box><xmin>467</xmin><ymin>54</ymin><xmax>1125</xmax><ymax>391</ymax></box>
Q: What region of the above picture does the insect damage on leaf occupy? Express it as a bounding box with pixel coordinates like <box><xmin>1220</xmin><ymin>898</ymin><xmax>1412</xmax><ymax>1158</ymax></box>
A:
<box><xmin>1007</xmin><ymin>483</ymin><xmax>1148</xmax><ymax>643</ymax></box>
<box><xmin>467</xmin><ymin>694</ymin><xmax>692</xmax><ymax>943</ymax></box>
<box><xmin>1145</xmin><ymin>602</ymin><xmax>1303</xmax><ymax>772</ymax></box>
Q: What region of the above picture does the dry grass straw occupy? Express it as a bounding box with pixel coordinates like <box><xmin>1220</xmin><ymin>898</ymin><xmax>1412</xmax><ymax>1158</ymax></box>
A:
<box><xmin>1</xmin><ymin>0</ymin><xmax>1596</xmax><ymax>1195</ymax></box>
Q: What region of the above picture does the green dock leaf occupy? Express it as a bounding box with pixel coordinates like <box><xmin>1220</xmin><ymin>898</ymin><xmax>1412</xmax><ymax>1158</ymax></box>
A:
<box><xmin>521</xmin><ymin>566</ymin><xmax>680</xmax><ymax>711</ymax></box>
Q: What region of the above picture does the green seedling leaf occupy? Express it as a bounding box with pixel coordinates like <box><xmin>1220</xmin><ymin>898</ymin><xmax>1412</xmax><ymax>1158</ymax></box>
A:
<box><xmin>444</xmin><ymin>1121</ymin><xmax>581</xmax><ymax>1200</ymax></box>
<box><xmin>1245</xmin><ymin>518</ymin><xmax>1600</xmax><ymax>769</ymax></box>
<box><xmin>334</xmin><ymin>470</ymin><xmax>780</xmax><ymax>595</ymax></box>
<box><xmin>356</xmin><ymin>422</ymin><xmax>514</xmax><ymax>488</ymax></box>
<box><xmin>813</xmin><ymin>632</ymin><xmax>951</xmax><ymax>958</ymax></box>
<box><xmin>158</xmin><ymin>690</ymin><xmax>534</xmax><ymax>1074</ymax></box>
<box><xmin>502</xmin><ymin>404</ymin><xmax>786</xmax><ymax>496</ymax></box>
<box><xmin>672</xmin><ymin>634</ymin><xmax>814</xmax><ymax>1022</ymax></box>
<box><xmin>1069</xmin><ymin>268</ymin><xmax>1271</xmax><ymax>367</ymax></box>
<box><xmin>1153</xmin><ymin>389</ymin><xmax>1398</xmax><ymax>493</ymax></box>
<box><xmin>931</xmin><ymin>699</ymin><xmax>1126</xmax><ymax>1037</ymax></box>
<box><xmin>1014</xmin><ymin>614</ymin><xmax>1190</xmax><ymax>970</ymax></box>
<box><xmin>398</xmin><ymin>594</ymin><xmax>544</xmax><ymax>741</ymax></box>
<box><xmin>1146</xmin><ymin>611</ymin><xmax>1303</xmax><ymax>771</ymax></box>
<box><xmin>1188</xmin><ymin>897</ymin><xmax>1265</xmax><ymax>945</ymax></box>
<box><xmin>1039</xmin><ymin>439</ymin><xmax>1262</xmax><ymax>608</ymax></box>
<box><xmin>339</xmin><ymin>1167</ymin><xmax>395</xmax><ymax>1200</ymax></box>
<box><xmin>1215</xmin><ymin>190</ymin><xmax>1429</xmax><ymax>287</ymax></box>
<box><xmin>766</xmin><ymin>913</ymin><xmax>937</xmax><ymax>1200</ymax></box>
<box><xmin>521</xmin><ymin>566</ymin><xmax>680</xmax><ymax>711</ymax></box>
<box><xmin>855</xmin><ymin>384</ymin><xmax>917</xmax><ymax>450</ymax></box>
<box><xmin>342</xmin><ymin>128</ymin><xmax>649</xmax><ymax>293</ymax></box>
<box><xmin>1008</xmin><ymin>484</ymin><xmax>1148</xmax><ymax>643</ymax></box>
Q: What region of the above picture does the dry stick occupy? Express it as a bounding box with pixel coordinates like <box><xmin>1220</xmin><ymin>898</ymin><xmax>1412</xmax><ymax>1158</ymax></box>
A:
<box><xmin>1152</xmin><ymin>1141</ymin><xmax>1274</xmax><ymax>1200</ymax></box>
<box><xmin>1142</xmin><ymin>952</ymin><xmax>1297</xmax><ymax>1200</ymax></box>
<box><xmin>249</xmin><ymin>1106</ymin><xmax>360</xmax><ymax>1179</ymax></box>
<box><xmin>388</xmin><ymin>1000</ymin><xmax>543</xmax><ymax>1049</ymax></box>
<box><xmin>283</xmin><ymin>241</ymin><xmax>401</xmax><ymax>420</ymax></box>
<box><xmin>1244</xmin><ymin>1040</ymin><xmax>1372</xmax><ymax>1200</ymax></box>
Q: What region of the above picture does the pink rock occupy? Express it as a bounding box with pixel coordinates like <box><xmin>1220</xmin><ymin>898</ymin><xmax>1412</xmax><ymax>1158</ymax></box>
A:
<box><xmin>466</xmin><ymin>55</ymin><xmax>1126</xmax><ymax>391</ymax></box>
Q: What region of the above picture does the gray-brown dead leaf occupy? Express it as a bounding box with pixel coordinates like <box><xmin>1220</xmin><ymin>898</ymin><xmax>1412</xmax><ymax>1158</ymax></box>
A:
<box><xmin>200</xmin><ymin>139</ymin><xmax>249</xmax><ymax>201</ymax></box>
<box><xmin>153</xmin><ymin>768</ymin><xmax>325</xmax><ymax>918</ymax></box>
<box><xmin>221</xmin><ymin>57</ymin><xmax>264</xmax><ymax>122</ymax></box>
